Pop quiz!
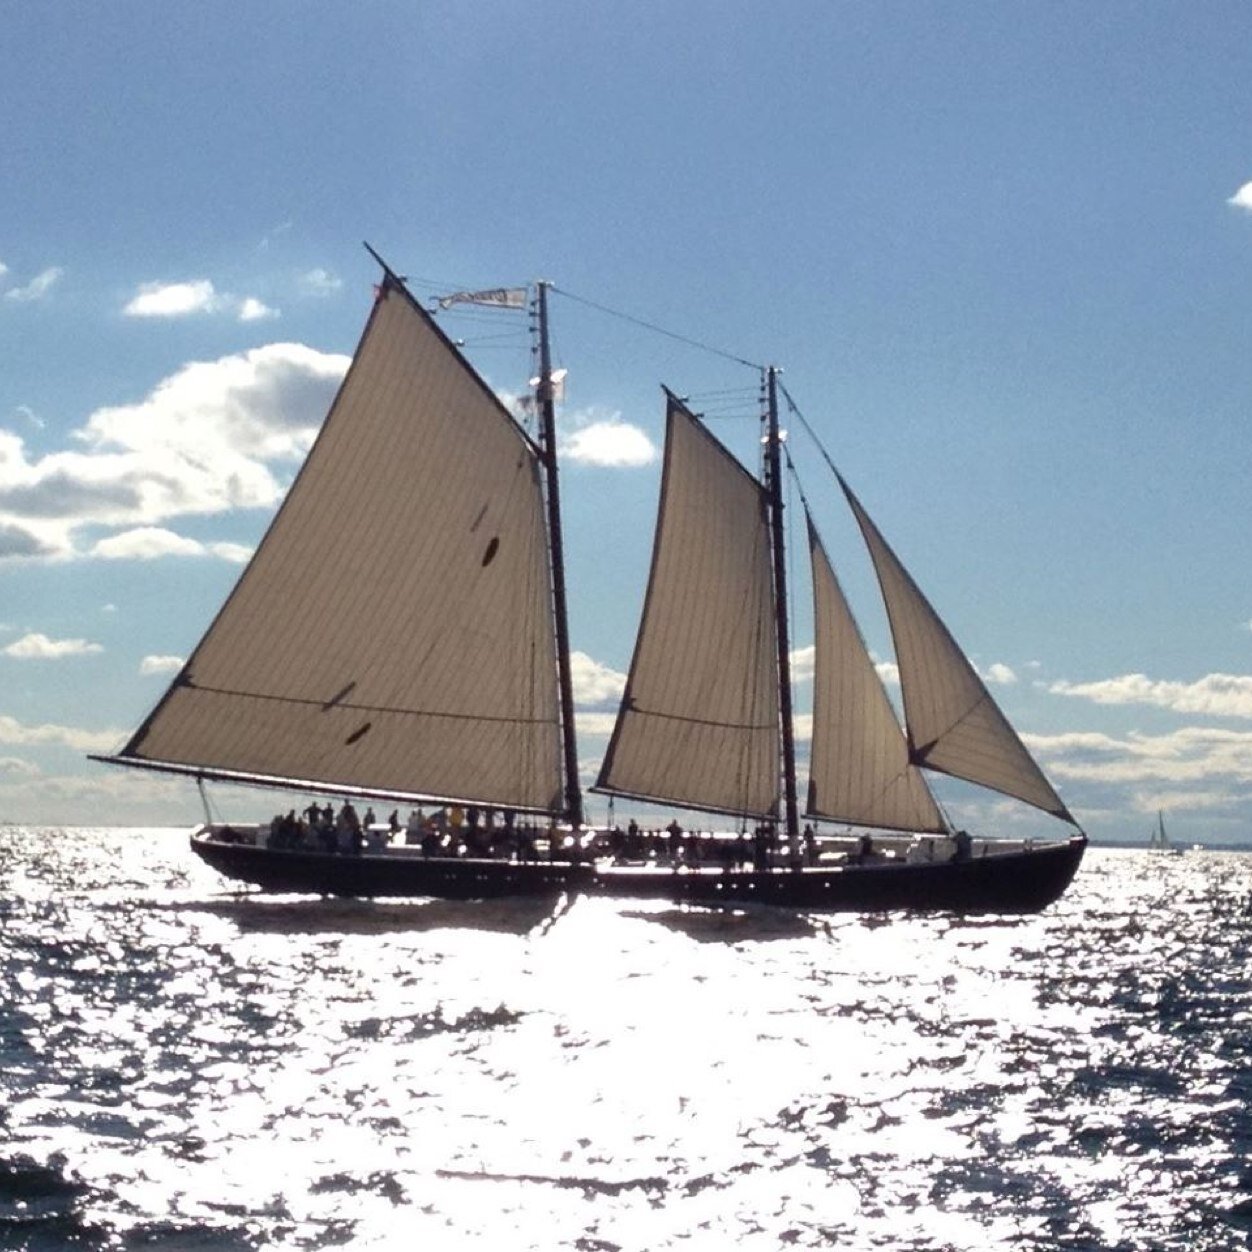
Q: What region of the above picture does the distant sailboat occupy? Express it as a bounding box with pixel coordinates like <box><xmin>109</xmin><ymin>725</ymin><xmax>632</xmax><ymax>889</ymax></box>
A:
<box><xmin>94</xmin><ymin>252</ymin><xmax>1086</xmax><ymax>913</ymax></box>
<box><xmin>1149</xmin><ymin>810</ymin><xmax>1182</xmax><ymax>855</ymax></box>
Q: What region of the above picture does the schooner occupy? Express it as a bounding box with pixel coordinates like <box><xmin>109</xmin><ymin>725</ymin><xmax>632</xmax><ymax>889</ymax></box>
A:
<box><xmin>95</xmin><ymin>252</ymin><xmax>1086</xmax><ymax>912</ymax></box>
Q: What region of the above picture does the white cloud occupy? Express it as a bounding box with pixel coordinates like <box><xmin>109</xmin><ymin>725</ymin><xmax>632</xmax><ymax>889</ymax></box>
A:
<box><xmin>0</xmin><ymin>342</ymin><xmax>348</xmax><ymax>560</ymax></box>
<box><xmin>1029</xmin><ymin>725</ymin><xmax>1252</xmax><ymax>787</ymax></box>
<box><xmin>93</xmin><ymin>527</ymin><xmax>205</xmax><ymax>560</ymax></box>
<box><xmin>124</xmin><ymin>279</ymin><xmax>220</xmax><ymax>318</ymax></box>
<box><xmin>575</xmin><ymin>712</ymin><xmax>620</xmax><ymax>736</ymax></box>
<box><xmin>982</xmin><ymin>662</ymin><xmax>1017</xmax><ymax>685</ymax></box>
<box><xmin>0</xmin><ymin>756</ymin><xmax>40</xmax><ymax>778</ymax></box>
<box><xmin>0</xmin><ymin>260</ymin><xmax>8</xmax><ymax>283</ymax></box>
<box><xmin>571</xmin><ymin>650</ymin><xmax>627</xmax><ymax>705</ymax></box>
<box><xmin>91</xmin><ymin>527</ymin><xmax>255</xmax><ymax>563</ymax></box>
<box><xmin>561</xmin><ymin>419</ymin><xmax>657</xmax><ymax>468</ymax></box>
<box><xmin>1049</xmin><ymin>672</ymin><xmax>1252</xmax><ymax>720</ymax></box>
<box><xmin>12</xmin><ymin>406</ymin><xmax>43</xmax><ymax>431</ymax></box>
<box><xmin>3</xmin><ymin>632</ymin><xmax>103</xmax><ymax>659</ymax></box>
<box><xmin>0</xmin><ymin>713</ymin><xmax>119</xmax><ymax>752</ymax></box>
<box><xmin>238</xmin><ymin>297</ymin><xmax>279</xmax><ymax>322</ymax></box>
<box><xmin>140</xmin><ymin>654</ymin><xmax>184</xmax><ymax>676</ymax></box>
<box><xmin>791</xmin><ymin>645</ymin><xmax>815</xmax><ymax>683</ymax></box>
<box><xmin>874</xmin><ymin>655</ymin><xmax>900</xmax><ymax>686</ymax></box>
<box><xmin>5</xmin><ymin>266</ymin><xmax>64</xmax><ymax>303</ymax></box>
<box><xmin>1227</xmin><ymin>181</ymin><xmax>1252</xmax><ymax>213</ymax></box>
<box><xmin>301</xmin><ymin>268</ymin><xmax>343</xmax><ymax>297</ymax></box>
<box><xmin>209</xmin><ymin>541</ymin><xmax>253</xmax><ymax>564</ymax></box>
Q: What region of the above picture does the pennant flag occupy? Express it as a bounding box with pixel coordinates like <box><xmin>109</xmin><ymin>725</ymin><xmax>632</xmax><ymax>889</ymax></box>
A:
<box><xmin>437</xmin><ymin>287</ymin><xmax>527</xmax><ymax>310</ymax></box>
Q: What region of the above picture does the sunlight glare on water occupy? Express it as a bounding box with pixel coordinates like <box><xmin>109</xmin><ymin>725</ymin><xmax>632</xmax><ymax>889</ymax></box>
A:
<box><xmin>2</xmin><ymin>827</ymin><xmax>1251</xmax><ymax>1249</ymax></box>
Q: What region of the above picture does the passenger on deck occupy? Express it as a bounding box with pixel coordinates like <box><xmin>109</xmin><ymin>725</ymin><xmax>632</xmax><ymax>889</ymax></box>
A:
<box><xmin>406</xmin><ymin>808</ymin><xmax>424</xmax><ymax>845</ymax></box>
<box><xmin>341</xmin><ymin>801</ymin><xmax>363</xmax><ymax>855</ymax></box>
<box><xmin>851</xmin><ymin>833</ymin><xmax>875</xmax><ymax>865</ymax></box>
<box><xmin>803</xmin><ymin>823</ymin><xmax>818</xmax><ymax>866</ymax></box>
<box><xmin>953</xmin><ymin>828</ymin><xmax>973</xmax><ymax>861</ymax></box>
<box><xmin>666</xmin><ymin>819</ymin><xmax>683</xmax><ymax>865</ymax></box>
<box><xmin>752</xmin><ymin>822</ymin><xmax>771</xmax><ymax>870</ymax></box>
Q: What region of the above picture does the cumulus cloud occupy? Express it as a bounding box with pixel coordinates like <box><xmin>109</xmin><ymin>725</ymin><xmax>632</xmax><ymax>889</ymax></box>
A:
<box><xmin>301</xmin><ymin>268</ymin><xmax>343</xmax><ymax>296</ymax></box>
<box><xmin>0</xmin><ymin>756</ymin><xmax>40</xmax><ymax>777</ymax></box>
<box><xmin>4</xmin><ymin>266</ymin><xmax>64</xmax><ymax>303</ymax></box>
<box><xmin>0</xmin><ymin>713</ymin><xmax>120</xmax><ymax>753</ymax></box>
<box><xmin>124</xmin><ymin>280</ymin><xmax>281</xmax><ymax>323</ymax></box>
<box><xmin>1049</xmin><ymin>672</ymin><xmax>1252</xmax><ymax>720</ymax></box>
<box><xmin>1228</xmin><ymin>181</ymin><xmax>1252</xmax><ymax>213</ymax></box>
<box><xmin>982</xmin><ymin>662</ymin><xmax>1017</xmax><ymax>685</ymax></box>
<box><xmin>124</xmin><ymin>279</ymin><xmax>221</xmax><ymax>318</ymax></box>
<box><xmin>93</xmin><ymin>527</ymin><xmax>205</xmax><ymax>560</ymax></box>
<box><xmin>238</xmin><ymin>297</ymin><xmax>279</xmax><ymax>322</ymax></box>
<box><xmin>91</xmin><ymin>527</ymin><xmax>253</xmax><ymax>563</ymax></box>
<box><xmin>562</xmin><ymin>419</ymin><xmax>657</xmax><ymax>468</ymax></box>
<box><xmin>571</xmin><ymin>650</ymin><xmax>627</xmax><ymax>706</ymax></box>
<box><xmin>575</xmin><ymin>712</ymin><xmax>620</xmax><ymax>737</ymax></box>
<box><xmin>3</xmin><ymin>632</ymin><xmax>103</xmax><ymax>659</ymax></box>
<box><xmin>0</xmin><ymin>342</ymin><xmax>348</xmax><ymax>560</ymax></box>
<box><xmin>791</xmin><ymin>644</ymin><xmax>815</xmax><ymax>683</ymax></box>
<box><xmin>140</xmin><ymin>654</ymin><xmax>184</xmax><ymax>676</ymax></box>
<box><xmin>1028</xmin><ymin>725</ymin><xmax>1252</xmax><ymax>788</ymax></box>
<box><xmin>0</xmin><ymin>522</ymin><xmax>58</xmax><ymax>559</ymax></box>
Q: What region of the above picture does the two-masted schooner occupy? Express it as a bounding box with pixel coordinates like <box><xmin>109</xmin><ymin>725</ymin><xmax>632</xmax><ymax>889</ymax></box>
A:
<box><xmin>95</xmin><ymin>252</ymin><xmax>1086</xmax><ymax>913</ymax></box>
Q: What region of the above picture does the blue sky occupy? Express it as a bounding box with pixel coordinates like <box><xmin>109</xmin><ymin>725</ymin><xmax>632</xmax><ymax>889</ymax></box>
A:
<box><xmin>2</xmin><ymin>1</ymin><xmax>1250</xmax><ymax>843</ymax></box>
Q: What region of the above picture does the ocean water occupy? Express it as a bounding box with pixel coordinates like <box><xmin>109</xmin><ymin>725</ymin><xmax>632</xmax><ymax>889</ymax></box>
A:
<box><xmin>2</xmin><ymin>828</ymin><xmax>1251</xmax><ymax>1251</ymax></box>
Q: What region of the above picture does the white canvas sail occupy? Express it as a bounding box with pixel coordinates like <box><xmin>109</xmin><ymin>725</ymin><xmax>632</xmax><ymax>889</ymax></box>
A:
<box><xmin>806</xmin><ymin>518</ymin><xmax>947</xmax><ymax>833</ymax></box>
<box><xmin>116</xmin><ymin>276</ymin><xmax>564</xmax><ymax>813</ymax></box>
<box><xmin>596</xmin><ymin>393</ymin><xmax>781</xmax><ymax>818</ymax></box>
<box><xmin>839</xmin><ymin>477</ymin><xmax>1075</xmax><ymax>824</ymax></box>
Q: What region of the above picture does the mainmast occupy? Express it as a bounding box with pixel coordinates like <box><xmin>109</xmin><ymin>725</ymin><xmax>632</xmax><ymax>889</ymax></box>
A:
<box><xmin>764</xmin><ymin>367</ymin><xmax>800</xmax><ymax>845</ymax></box>
<box><xmin>535</xmin><ymin>282</ymin><xmax>585</xmax><ymax>828</ymax></box>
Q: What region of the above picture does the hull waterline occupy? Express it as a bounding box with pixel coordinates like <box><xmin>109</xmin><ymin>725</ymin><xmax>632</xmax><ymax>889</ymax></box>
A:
<box><xmin>190</xmin><ymin>830</ymin><xmax>1087</xmax><ymax>914</ymax></box>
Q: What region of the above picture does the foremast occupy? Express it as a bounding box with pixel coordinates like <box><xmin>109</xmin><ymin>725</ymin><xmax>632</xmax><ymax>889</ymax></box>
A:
<box><xmin>763</xmin><ymin>367</ymin><xmax>800</xmax><ymax>847</ymax></box>
<box><xmin>535</xmin><ymin>282</ymin><xmax>584</xmax><ymax>829</ymax></box>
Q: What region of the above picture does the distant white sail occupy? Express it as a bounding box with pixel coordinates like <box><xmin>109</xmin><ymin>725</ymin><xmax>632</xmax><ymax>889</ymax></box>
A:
<box><xmin>596</xmin><ymin>393</ymin><xmax>781</xmax><ymax>818</ymax></box>
<box><xmin>119</xmin><ymin>277</ymin><xmax>564</xmax><ymax>812</ymax></box>
<box><xmin>806</xmin><ymin>518</ymin><xmax>947</xmax><ymax>833</ymax></box>
<box><xmin>839</xmin><ymin>477</ymin><xmax>1075</xmax><ymax>824</ymax></box>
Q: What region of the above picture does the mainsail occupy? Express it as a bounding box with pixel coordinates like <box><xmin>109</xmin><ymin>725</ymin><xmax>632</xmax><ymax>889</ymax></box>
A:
<box><xmin>112</xmin><ymin>274</ymin><xmax>565</xmax><ymax>813</ymax></box>
<box><xmin>806</xmin><ymin>517</ymin><xmax>947</xmax><ymax>833</ymax></box>
<box><xmin>838</xmin><ymin>476</ymin><xmax>1075</xmax><ymax>824</ymax></box>
<box><xmin>595</xmin><ymin>392</ymin><xmax>781</xmax><ymax>818</ymax></box>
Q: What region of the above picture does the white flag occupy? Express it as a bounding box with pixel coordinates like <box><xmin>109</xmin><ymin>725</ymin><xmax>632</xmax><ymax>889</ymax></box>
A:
<box><xmin>437</xmin><ymin>287</ymin><xmax>527</xmax><ymax>310</ymax></box>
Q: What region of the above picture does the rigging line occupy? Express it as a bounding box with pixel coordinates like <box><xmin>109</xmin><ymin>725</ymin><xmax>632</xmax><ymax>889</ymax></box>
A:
<box><xmin>779</xmin><ymin>380</ymin><xmax>845</xmax><ymax>483</ymax></box>
<box><xmin>552</xmin><ymin>286</ymin><xmax>764</xmax><ymax>371</ymax></box>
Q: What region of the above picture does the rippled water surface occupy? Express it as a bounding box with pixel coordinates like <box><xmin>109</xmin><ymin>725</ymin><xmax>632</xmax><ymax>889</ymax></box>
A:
<box><xmin>3</xmin><ymin>828</ymin><xmax>1252</xmax><ymax>1250</ymax></box>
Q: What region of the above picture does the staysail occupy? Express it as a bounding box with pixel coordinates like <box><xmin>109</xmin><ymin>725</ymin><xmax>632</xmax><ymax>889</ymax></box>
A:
<box><xmin>595</xmin><ymin>392</ymin><xmax>781</xmax><ymax>818</ymax></box>
<box><xmin>113</xmin><ymin>275</ymin><xmax>564</xmax><ymax>813</ymax></box>
<box><xmin>839</xmin><ymin>476</ymin><xmax>1075</xmax><ymax>824</ymax></box>
<box><xmin>806</xmin><ymin>517</ymin><xmax>947</xmax><ymax>833</ymax></box>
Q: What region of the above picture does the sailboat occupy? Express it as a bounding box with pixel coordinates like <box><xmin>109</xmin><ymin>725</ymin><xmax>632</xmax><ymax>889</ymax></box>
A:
<box><xmin>94</xmin><ymin>252</ymin><xmax>1086</xmax><ymax>913</ymax></box>
<box><xmin>1149</xmin><ymin>810</ymin><xmax>1182</xmax><ymax>855</ymax></box>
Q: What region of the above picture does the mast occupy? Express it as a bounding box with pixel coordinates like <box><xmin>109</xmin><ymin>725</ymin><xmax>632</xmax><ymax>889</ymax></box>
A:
<box><xmin>536</xmin><ymin>281</ymin><xmax>585</xmax><ymax>828</ymax></box>
<box><xmin>764</xmin><ymin>367</ymin><xmax>800</xmax><ymax>845</ymax></box>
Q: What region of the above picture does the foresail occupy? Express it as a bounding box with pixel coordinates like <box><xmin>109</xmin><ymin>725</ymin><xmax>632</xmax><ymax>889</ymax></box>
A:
<box><xmin>118</xmin><ymin>277</ymin><xmax>564</xmax><ymax>813</ymax></box>
<box><xmin>806</xmin><ymin>519</ymin><xmax>946</xmax><ymax>833</ymax></box>
<box><xmin>595</xmin><ymin>394</ymin><xmax>780</xmax><ymax>818</ymax></box>
<box><xmin>839</xmin><ymin>478</ymin><xmax>1075</xmax><ymax>825</ymax></box>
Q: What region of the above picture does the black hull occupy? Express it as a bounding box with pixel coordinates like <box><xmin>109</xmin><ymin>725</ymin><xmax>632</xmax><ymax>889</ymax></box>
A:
<box><xmin>190</xmin><ymin>831</ymin><xmax>1087</xmax><ymax>914</ymax></box>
